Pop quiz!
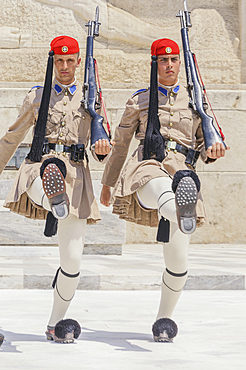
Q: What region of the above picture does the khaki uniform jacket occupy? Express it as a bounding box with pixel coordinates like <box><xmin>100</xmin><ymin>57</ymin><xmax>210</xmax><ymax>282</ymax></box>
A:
<box><xmin>0</xmin><ymin>79</ymin><xmax>105</xmax><ymax>223</ymax></box>
<box><xmin>102</xmin><ymin>84</ymin><xmax>213</xmax><ymax>227</ymax></box>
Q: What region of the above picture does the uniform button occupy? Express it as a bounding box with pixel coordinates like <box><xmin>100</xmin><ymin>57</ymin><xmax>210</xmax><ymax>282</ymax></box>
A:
<box><xmin>174</xmin><ymin>149</ymin><xmax>177</xmax><ymax>154</ymax></box>
<box><xmin>170</xmin><ymin>112</ymin><xmax>174</xmax><ymax>116</ymax></box>
<box><xmin>169</xmin><ymin>122</ymin><xmax>173</xmax><ymax>126</ymax></box>
<box><xmin>64</xmin><ymin>101</ymin><xmax>67</xmax><ymax>106</ymax></box>
<box><xmin>64</xmin><ymin>91</ymin><xmax>68</xmax><ymax>96</ymax></box>
<box><xmin>58</xmin><ymin>141</ymin><xmax>62</xmax><ymax>145</ymax></box>
<box><xmin>59</xmin><ymin>133</ymin><xmax>63</xmax><ymax>137</ymax></box>
<box><xmin>190</xmin><ymin>116</ymin><xmax>192</xmax><ymax>120</ymax></box>
<box><xmin>170</xmin><ymin>102</ymin><xmax>174</xmax><ymax>106</ymax></box>
<box><xmin>83</xmin><ymin>116</ymin><xmax>85</xmax><ymax>120</ymax></box>
<box><xmin>61</xmin><ymin>122</ymin><xmax>65</xmax><ymax>127</ymax></box>
<box><xmin>170</xmin><ymin>92</ymin><xmax>174</xmax><ymax>97</ymax></box>
<box><xmin>63</xmin><ymin>112</ymin><xmax>66</xmax><ymax>116</ymax></box>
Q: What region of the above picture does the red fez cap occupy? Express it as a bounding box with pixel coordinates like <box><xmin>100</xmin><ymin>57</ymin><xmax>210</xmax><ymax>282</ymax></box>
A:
<box><xmin>151</xmin><ymin>38</ymin><xmax>180</xmax><ymax>56</ymax></box>
<box><xmin>50</xmin><ymin>36</ymin><xmax>79</xmax><ymax>55</ymax></box>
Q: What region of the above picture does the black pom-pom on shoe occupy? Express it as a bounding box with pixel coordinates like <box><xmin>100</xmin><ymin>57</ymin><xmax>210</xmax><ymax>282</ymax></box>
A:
<box><xmin>0</xmin><ymin>333</ymin><xmax>5</xmax><ymax>346</ymax></box>
<box><xmin>152</xmin><ymin>318</ymin><xmax>178</xmax><ymax>342</ymax></box>
<box><xmin>54</xmin><ymin>319</ymin><xmax>81</xmax><ymax>343</ymax></box>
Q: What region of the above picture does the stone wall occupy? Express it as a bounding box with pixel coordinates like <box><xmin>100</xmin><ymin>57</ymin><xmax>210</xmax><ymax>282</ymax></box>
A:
<box><xmin>0</xmin><ymin>0</ymin><xmax>243</xmax><ymax>84</ymax></box>
<box><xmin>0</xmin><ymin>0</ymin><xmax>245</xmax><ymax>244</ymax></box>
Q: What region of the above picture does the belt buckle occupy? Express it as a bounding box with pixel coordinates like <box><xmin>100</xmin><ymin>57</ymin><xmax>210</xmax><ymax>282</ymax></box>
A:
<box><xmin>54</xmin><ymin>144</ymin><xmax>64</xmax><ymax>153</ymax></box>
<box><xmin>167</xmin><ymin>141</ymin><xmax>177</xmax><ymax>151</ymax></box>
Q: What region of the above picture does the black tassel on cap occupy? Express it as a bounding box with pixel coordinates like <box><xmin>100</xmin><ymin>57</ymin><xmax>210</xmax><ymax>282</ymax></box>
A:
<box><xmin>27</xmin><ymin>50</ymin><xmax>54</xmax><ymax>162</ymax></box>
<box><xmin>143</xmin><ymin>55</ymin><xmax>165</xmax><ymax>162</ymax></box>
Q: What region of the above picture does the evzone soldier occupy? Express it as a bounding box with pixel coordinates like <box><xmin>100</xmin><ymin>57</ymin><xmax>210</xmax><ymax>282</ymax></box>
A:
<box><xmin>0</xmin><ymin>36</ymin><xmax>111</xmax><ymax>343</ymax></box>
<box><xmin>100</xmin><ymin>38</ymin><xmax>228</xmax><ymax>342</ymax></box>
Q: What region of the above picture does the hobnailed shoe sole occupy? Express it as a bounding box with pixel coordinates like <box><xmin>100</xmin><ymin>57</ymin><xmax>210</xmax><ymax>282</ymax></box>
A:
<box><xmin>42</xmin><ymin>163</ymin><xmax>69</xmax><ymax>220</ymax></box>
<box><xmin>175</xmin><ymin>176</ymin><xmax>198</xmax><ymax>234</ymax></box>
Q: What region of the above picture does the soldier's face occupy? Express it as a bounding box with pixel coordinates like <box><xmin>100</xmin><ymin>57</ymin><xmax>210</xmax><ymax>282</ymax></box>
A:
<box><xmin>157</xmin><ymin>54</ymin><xmax>181</xmax><ymax>86</ymax></box>
<box><xmin>54</xmin><ymin>54</ymin><xmax>81</xmax><ymax>85</ymax></box>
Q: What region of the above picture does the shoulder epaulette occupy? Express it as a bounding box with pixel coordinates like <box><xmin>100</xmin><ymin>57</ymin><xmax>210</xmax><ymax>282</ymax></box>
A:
<box><xmin>132</xmin><ymin>88</ymin><xmax>149</xmax><ymax>97</ymax></box>
<box><xmin>28</xmin><ymin>85</ymin><xmax>43</xmax><ymax>93</ymax></box>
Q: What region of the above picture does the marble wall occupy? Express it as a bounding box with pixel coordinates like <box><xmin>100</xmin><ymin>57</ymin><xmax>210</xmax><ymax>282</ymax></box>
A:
<box><xmin>0</xmin><ymin>0</ymin><xmax>243</xmax><ymax>84</ymax></box>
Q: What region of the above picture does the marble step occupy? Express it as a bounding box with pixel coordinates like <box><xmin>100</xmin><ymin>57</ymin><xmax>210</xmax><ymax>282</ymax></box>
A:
<box><xmin>0</xmin><ymin>245</ymin><xmax>245</xmax><ymax>290</ymax></box>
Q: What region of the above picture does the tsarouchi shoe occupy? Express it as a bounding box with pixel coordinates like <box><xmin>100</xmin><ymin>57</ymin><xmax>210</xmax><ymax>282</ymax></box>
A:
<box><xmin>152</xmin><ymin>318</ymin><xmax>178</xmax><ymax>343</ymax></box>
<box><xmin>45</xmin><ymin>325</ymin><xmax>55</xmax><ymax>341</ymax></box>
<box><xmin>42</xmin><ymin>163</ymin><xmax>69</xmax><ymax>219</ymax></box>
<box><xmin>175</xmin><ymin>176</ymin><xmax>197</xmax><ymax>234</ymax></box>
<box><xmin>45</xmin><ymin>319</ymin><xmax>81</xmax><ymax>344</ymax></box>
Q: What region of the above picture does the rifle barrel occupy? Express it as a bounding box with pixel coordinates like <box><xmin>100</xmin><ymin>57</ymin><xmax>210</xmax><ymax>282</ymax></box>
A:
<box><xmin>94</xmin><ymin>6</ymin><xmax>100</xmax><ymax>37</ymax></box>
<box><xmin>95</xmin><ymin>6</ymin><xmax>99</xmax><ymax>21</ymax></box>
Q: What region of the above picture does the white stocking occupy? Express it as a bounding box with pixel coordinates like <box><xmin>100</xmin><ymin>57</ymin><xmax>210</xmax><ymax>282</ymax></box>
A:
<box><xmin>48</xmin><ymin>214</ymin><xmax>86</xmax><ymax>327</ymax></box>
<box><xmin>137</xmin><ymin>177</ymin><xmax>190</xmax><ymax>319</ymax></box>
<box><xmin>26</xmin><ymin>176</ymin><xmax>51</xmax><ymax>211</ymax></box>
<box><xmin>27</xmin><ymin>176</ymin><xmax>86</xmax><ymax>326</ymax></box>
<box><xmin>156</xmin><ymin>223</ymin><xmax>190</xmax><ymax>319</ymax></box>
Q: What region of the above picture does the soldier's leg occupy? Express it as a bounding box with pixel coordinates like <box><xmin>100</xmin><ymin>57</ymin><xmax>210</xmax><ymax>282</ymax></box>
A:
<box><xmin>137</xmin><ymin>176</ymin><xmax>176</xmax><ymax>222</ymax></box>
<box><xmin>45</xmin><ymin>214</ymin><xmax>86</xmax><ymax>343</ymax></box>
<box><xmin>137</xmin><ymin>175</ymin><xmax>195</xmax><ymax>342</ymax></box>
<box><xmin>48</xmin><ymin>214</ymin><xmax>86</xmax><ymax>326</ymax></box>
<box><xmin>26</xmin><ymin>175</ymin><xmax>51</xmax><ymax>211</ymax></box>
<box><xmin>156</xmin><ymin>223</ymin><xmax>189</xmax><ymax>320</ymax></box>
<box><xmin>137</xmin><ymin>170</ymin><xmax>200</xmax><ymax>234</ymax></box>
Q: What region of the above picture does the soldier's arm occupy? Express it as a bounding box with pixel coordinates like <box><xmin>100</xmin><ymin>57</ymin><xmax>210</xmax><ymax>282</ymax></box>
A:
<box><xmin>101</xmin><ymin>96</ymin><xmax>140</xmax><ymax>188</ymax></box>
<box><xmin>0</xmin><ymin>93</ymin><xmax>35</xmax><ymax>175</ymax></box>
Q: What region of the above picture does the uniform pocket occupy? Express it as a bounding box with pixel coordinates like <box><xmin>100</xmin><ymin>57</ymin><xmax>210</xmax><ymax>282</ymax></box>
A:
<box><xmin>47</xmin><ymin>108</ymin><xmax>62</xmax><ymax>125</ymax></box>
<box><xmin>46</xmin><ymin>109</ymin><xmax>61</xmax><ymax>135</ymax></box>
<box><xmin>179</xmin><ymin>110</ymin><xmax>193</xmax><ymax>137</ymax></box>
<box><xmin>72</xmin><ymin>110</ymin><xmax>82</xmax><ymax>119</ymax></box>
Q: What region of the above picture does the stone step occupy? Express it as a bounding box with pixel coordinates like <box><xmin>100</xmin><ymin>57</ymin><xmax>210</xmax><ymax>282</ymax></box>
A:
<box><xmin>1</xmin><ymin>272</ymin><xmax>243</xmax><ymax>291</ymax></box>
<box><xmin>0</xmin><ymin>244</ymin><xmax>245</xmax><ymax>290</ymax></box>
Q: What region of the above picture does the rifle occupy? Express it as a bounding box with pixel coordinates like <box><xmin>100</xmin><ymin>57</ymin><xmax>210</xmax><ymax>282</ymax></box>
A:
<box><xmin>177</xmin><ymin>0</ymin><xmax>226</xmax><ymax>150</ymax></box>
<box><xmin>82</xmin><ymin>6</ymin><xmax>111</xmax><ymax>149</ymax></box>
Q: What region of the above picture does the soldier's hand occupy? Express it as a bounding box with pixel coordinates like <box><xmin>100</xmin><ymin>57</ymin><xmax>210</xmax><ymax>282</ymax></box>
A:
<box><xmin>207</xmin><ymin>142</ymin><xmax>230</xmax><ymax>159</ymax></box>
<box><xmin>100</xmin><ymin>185</ymin><xmax>111</xmax><ymax>207</ymax></box>
<box><xmin>94</xmin><ymin>139</ymin><xmax>115</xmax><ymax>155</ymax></box>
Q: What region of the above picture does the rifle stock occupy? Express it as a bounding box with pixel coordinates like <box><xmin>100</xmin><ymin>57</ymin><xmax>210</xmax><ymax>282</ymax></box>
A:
<box><xmin>177</xmin><ymin>1</ymin><xmax>226</xmax><ymax>150</ymax></box>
